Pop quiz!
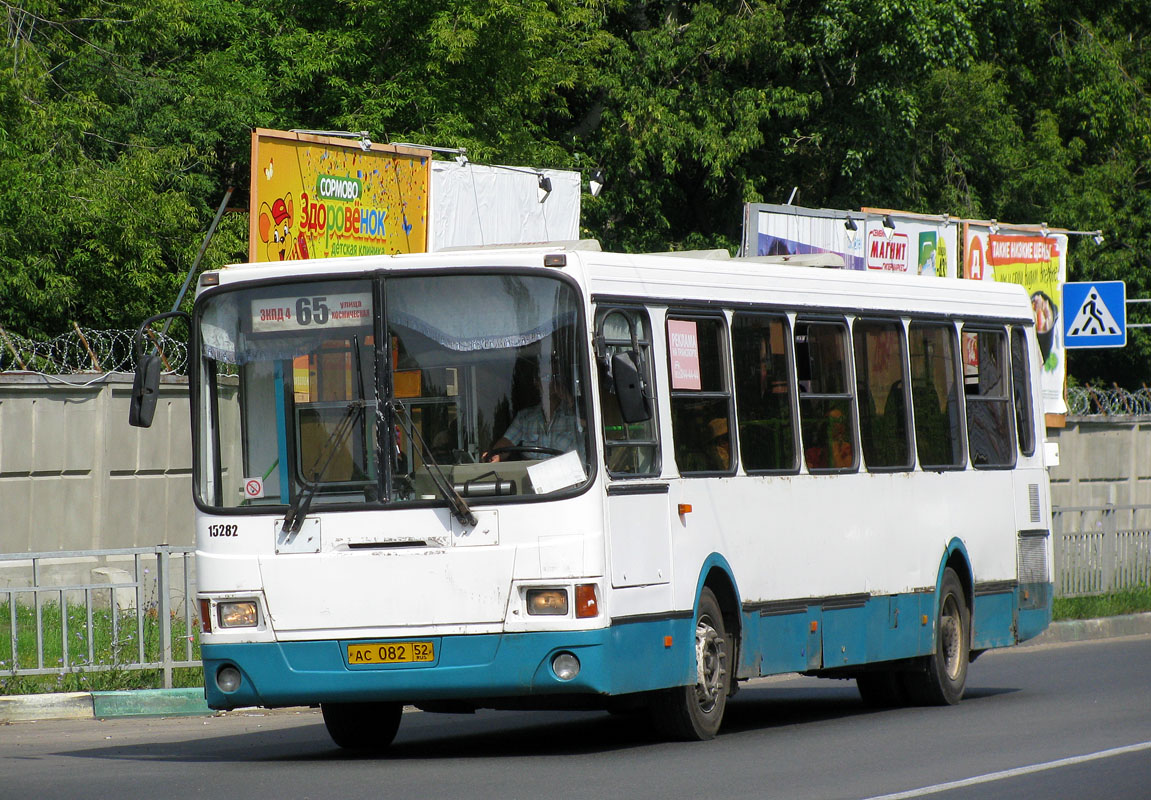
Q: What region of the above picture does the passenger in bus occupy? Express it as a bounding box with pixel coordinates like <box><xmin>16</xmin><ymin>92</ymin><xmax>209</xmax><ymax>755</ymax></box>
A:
<box><xmin>803</xmin><ymin>403</ymin><xmax>853</xmax><ymax>470</ymax></box>
<box><xmin>704</xmin><ymin>417</ymin><xmax>732</xmax><ymax>471</ymax></box>
<box><xmin>486</xmin><ymin>365</ymin><xmax>584</xmax><ymax>462</ymax></box>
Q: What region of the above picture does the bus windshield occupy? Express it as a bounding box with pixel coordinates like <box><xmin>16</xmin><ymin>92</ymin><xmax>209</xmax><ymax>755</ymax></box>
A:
<box><xmin>195</xmin><ymin>273</ymin><xmax>592</xmax><ymax>511</ymax></box>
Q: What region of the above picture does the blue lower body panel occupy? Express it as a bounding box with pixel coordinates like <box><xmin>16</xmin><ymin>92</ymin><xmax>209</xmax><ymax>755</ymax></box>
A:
<box><xmin>202</xmin><ymin>617</ymin><xmax>695</xmax><ymax>710</ymax></box>
<box><xmin>739</xmin><ymin>593</ymin><xmax>934</xmax><ymax>677</ymax></box>
<box><xmin>1016</xmin><ymin>581</ymin><xmax>1053</xmax><ymax>643</ymax></box>
<box><xmin>736</xmin><ymin>583</ymin><xmax>1052</xmax><ymax>678</ymax></box>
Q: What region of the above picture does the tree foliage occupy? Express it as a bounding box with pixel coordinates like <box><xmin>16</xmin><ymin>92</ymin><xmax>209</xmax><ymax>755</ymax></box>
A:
<box><xmin>0</xmin><ymin>0</ymin><xmax>1148</xmax><ymax>384</ymax></box>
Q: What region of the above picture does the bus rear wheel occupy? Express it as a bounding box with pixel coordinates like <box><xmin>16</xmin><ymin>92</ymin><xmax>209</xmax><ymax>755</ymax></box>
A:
<box><xmin>903</xmin><ymin>568</ymin><xmax>969</xmax><ymax>706</ymax></box>
<box><xmin>650</xmin><ymin>587</ymin><xmax>730</xmax><ymax>741</ymax></box>
<box><xmin>321</xmin><ymin>701</ymin><xmax>403</xmax><ymax>751</ymax></box>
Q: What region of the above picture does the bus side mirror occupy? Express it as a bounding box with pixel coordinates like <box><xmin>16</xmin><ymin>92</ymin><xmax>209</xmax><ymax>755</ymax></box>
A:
<box><xmin>127</xmin><ymin>310</ymin><xmax>190</xmax><ymax>429</ymax></box>
<box><xmin>129</xmin><ymin>353</ymin><xmax>163</xmax><ymax>428</ymax></box>
<box><xmin>594</xmin><ymin>310</ymin><xmax>652</xmax><ymax>423</ymax></box>
<box><xmin>612</xmin><ymin>352</ymin><xmax>652</xmax><ymax>423</ymax></box>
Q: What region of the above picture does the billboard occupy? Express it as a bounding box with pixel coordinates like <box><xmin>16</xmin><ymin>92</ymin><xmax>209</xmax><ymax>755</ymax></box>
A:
<box><xmin>428</xmin><ymin>161</ymin><xmax>581</xmax><ymax>251</ymax></box>
<box><xmin>740</xmin><ymin>204</ymin><xmax>1067</xmax><ymax>416</ymax></box>
<box><xmin>963</xmin><ymin>223</ymin><xmax>1067</xmax><ymax>415</ymax></box>
<box><xmin>249</xmin><ymin>129</ymin><xmax>430</xmax><ymax>263</ymax></box>
<box><xmin>743</xmin><ymin>204</ymin><xmax>958</xmax><ymax>278</ymax></box>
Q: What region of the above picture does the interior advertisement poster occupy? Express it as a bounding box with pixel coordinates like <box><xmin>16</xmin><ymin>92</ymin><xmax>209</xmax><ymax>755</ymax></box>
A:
<box><xmin>744</xmin><ymin>204</ymin><xmax>957</xmax><ymax>277</ymax></box>
<box><xmin>963</xmin><ymin>223</ymin><xmax>1067</xmax><ymax>415</ymax></box>
<box><xmin>249</xmin><ymin>129</ymin><xmax>430</xmax><ymax>263</ymax></box>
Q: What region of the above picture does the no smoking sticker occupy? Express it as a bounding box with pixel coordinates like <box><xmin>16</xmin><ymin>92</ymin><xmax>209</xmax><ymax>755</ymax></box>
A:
<box><xmin>244</xmin><ymin>478</ymin><xmax>264</xmax><ymax>500</ymax></box>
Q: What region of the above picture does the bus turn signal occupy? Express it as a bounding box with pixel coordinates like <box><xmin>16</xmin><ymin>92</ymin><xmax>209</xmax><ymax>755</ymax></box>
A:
<box><xmin>576</xmin><ymin>584</ymin><xmax>599</xmax><ymax>618</ymax></box>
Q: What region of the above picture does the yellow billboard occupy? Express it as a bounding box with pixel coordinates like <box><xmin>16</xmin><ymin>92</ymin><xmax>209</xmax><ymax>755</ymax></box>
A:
<box><xmin>249</xmin><ymin>129</ymin><xmax>430</xmax><ymax>262</ymax></box>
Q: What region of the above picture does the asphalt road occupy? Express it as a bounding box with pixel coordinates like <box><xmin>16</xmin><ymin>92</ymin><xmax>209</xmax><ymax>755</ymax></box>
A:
<box><xmin>2</xmin><ymin>636</ymin><xmax>1149</xmax><ymax>800</ymax></box>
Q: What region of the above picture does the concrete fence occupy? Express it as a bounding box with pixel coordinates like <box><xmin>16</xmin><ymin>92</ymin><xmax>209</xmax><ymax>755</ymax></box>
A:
<box><xmin>0</xmin><ymin>374</ymin><xmax>192</xmax><ymax>555</ymax></box>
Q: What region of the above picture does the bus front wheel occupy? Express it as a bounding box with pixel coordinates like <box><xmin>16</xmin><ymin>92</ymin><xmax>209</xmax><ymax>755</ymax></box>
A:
<box><xmin>321</xmin><ymin>701</ymin><xmax>403</xmax><ymax>751</ymax></box>
<box><xmin>903</xmin><ymin>567</ymin><xmax>969</xmax><ymax>705</ymax></box>
<box><xmin>650</xmin><ymin>587</ymin><xmax>730</xmax><ymax>741</ymax></box>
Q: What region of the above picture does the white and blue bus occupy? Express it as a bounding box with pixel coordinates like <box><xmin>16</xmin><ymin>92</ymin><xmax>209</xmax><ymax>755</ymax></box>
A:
<box><xmin>132</xmin><ymin>243</ymin><xmax>1052</xmax><ymax>748</ymax></box>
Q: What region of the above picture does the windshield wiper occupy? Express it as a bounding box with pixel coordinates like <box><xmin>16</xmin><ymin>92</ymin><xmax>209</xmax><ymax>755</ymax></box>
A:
<box><xmin>281</xmin><ymin>334</ymin><xmax>369</xmax><ymax>539</ymax></box>
<box><xmin>389</xmin><ymin>399</ymin><xmax>476</xmax><ymax>527</ymax></box>
<box><xmin>280</xmin><ymin>398</ymin><xmax>367</xmax><ymax>538</ymax></box>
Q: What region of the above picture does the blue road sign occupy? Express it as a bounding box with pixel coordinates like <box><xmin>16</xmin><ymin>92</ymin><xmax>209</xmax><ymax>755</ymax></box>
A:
<box><xmin>1062</xmin><ymin>281</ymin><xmax>1126</xmax><ymax>349</ymax></box>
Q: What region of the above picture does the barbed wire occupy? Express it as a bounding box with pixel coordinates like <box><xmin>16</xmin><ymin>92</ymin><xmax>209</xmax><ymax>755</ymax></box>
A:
<box><xmin>2</xmin><ymin>328</ymin><xmax>1150</xmax><ymax>416</ymax></box>
<box><xmin>1066</xmin><ymin>385</ymin><xmax>1151</xmax><ymax>417</ymax></box>
<box><xmin>0</xmin><ymin>327</ymin><xmax>187</xmax><ymax>376</ymax></box>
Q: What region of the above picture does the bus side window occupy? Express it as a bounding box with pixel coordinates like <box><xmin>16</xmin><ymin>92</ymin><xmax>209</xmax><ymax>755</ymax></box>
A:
<box><xmin>667</xmin><ymin>314</ymin><xmax>734</xmax><ymax>475</ymax></box>
<box><xmin>853</xmin><ymin>319</ymin><xmax>912</xmax><ymax>471</ymax></box>
<box><xmin>732</xmin><ymin>312</ymin><xmax>798</xmax><ymax>472</ymax></box>
<box><xmin>908</xmin><ymin>322</ymin><xmax>965</xmax><ymax>469</ymax></box>
<box><xmin>963</xmin><ymin>326</ymin><xmax>1016</xmax><ymax>468</ymax></box>
<box><xmin>596</xmin><ymin>306</ymin><xmax>660</xmax><ymax>476</ymax></box>
<box><xmin>1010</xmin><ymin>327</ymin><xmax>1037</xmax><ymax>457</ymax></box>
<box><xmin>795</xmin><ymin>320</ymin><xmax>857</xmax><ymax>473</ymax></box>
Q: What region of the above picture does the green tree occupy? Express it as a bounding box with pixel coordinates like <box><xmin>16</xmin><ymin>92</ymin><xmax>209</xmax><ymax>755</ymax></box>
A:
<box><xmin>1</xmin><ymin>0</ymin><xmax>1149</xmax><ymax>390</ymax></box>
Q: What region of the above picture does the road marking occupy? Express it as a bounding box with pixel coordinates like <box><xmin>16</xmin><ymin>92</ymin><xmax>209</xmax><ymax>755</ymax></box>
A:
<box><xmin>859</xmin><ymin>741</ymin><xmax>1151</xmax><ymax>800</ymax></box>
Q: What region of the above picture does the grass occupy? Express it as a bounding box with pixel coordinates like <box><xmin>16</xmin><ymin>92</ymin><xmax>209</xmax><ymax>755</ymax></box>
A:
<box><xmin>1052</xmin><ymin>585</ymin><xmax>1151</xmax><ymax>621</ymax></box>
<box><xmin>0</xmin><ymin>599</ymin><xmax>203</xmax><ymax>695</ymax></box>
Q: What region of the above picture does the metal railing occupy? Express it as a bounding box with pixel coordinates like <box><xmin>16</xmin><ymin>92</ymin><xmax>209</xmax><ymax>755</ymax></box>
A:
<box><xmin>1052</xmin><ymin>504</ymin><xmax>1151</xmax><ymax>597</ymax></box>
<box><xmin>0</xmin><ymin>510</ymin><xmax>1144</xmax><ymax>691</ymax></box>
<box><xmin>0</xmin><ymin>546</ymin><xmax>198</xmax><ymax>688</ymax></box>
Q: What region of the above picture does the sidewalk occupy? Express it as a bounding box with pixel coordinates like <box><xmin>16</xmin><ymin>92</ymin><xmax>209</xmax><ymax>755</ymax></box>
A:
<box><xmin>3</xmin><ymin>613</ymin><xmax>1150</xmax><ymax>724</ymax></box>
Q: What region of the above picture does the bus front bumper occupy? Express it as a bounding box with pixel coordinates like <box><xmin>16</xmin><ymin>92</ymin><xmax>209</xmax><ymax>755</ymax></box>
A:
<box><xmin>201</xmin><ymin>619</ymin><xmax>694</xmax><ymax>710</ymax></box>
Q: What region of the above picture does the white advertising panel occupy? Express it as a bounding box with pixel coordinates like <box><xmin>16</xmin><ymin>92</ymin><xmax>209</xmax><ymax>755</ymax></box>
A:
<box><xmin>429</xmin><ymin>162</ymin><xmax>581</xmax><ymax>250</ymax></box>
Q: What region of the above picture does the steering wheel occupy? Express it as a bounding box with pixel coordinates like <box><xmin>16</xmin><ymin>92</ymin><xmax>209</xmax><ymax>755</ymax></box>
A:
<box><xmin>482</xmin><ymin>445</ymin><xmax>563</xmax><ymax>462</ymax></box>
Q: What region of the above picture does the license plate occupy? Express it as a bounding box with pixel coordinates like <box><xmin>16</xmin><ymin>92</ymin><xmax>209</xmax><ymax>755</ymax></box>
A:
<box><xmin>347</xmin><ymin>641</ymin><xmax>435</xmax><ymax>665</ymax></box>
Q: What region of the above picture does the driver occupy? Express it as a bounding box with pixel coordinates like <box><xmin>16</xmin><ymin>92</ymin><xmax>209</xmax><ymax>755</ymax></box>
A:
<box><xmin>486</xmin><ymin>365</ymin><xmax>583</xmax><ymax>462</ymax></box>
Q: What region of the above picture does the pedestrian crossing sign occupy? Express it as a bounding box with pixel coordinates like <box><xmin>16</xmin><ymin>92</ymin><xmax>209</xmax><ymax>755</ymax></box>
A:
<box><xmin>1062</xmin><ymin>281</ymin><xmax>1126</xmax><ymax>349</ymax></box>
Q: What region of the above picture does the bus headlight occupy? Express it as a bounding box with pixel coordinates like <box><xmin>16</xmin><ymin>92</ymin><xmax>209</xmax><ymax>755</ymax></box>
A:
<box><xmin>218</xmin><ymin>600</ymin><xmax>258</xmax><ymax>628</ymax></box>
<box><xmin>526</xmin><ymin>588</ymin><xmax>568</xmax><ymax>615</ymax></box>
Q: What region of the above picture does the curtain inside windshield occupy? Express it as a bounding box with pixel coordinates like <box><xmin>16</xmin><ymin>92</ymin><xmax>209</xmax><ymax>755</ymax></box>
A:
<box><xmin>386</xmin><ymin>274</ymin><xmax>590</xmax><ymax>501</ymax></box>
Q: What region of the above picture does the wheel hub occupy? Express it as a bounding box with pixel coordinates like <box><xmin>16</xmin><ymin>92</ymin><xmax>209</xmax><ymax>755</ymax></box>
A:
<box><xmin>940</xmin><ymin>599</ymin><xmax>962</xmax><ymax>680</ymax></box>
<box><xmin>694</xmin><ymin>618</ymin><xmax>727</xmax><ymax>712</ymax></box>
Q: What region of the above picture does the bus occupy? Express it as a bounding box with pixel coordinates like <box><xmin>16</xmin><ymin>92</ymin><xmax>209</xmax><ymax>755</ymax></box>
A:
<box><xmin>130</xmin><ymin>243</ymin><xmax>1052</xmax><ymax>748</ymax></box>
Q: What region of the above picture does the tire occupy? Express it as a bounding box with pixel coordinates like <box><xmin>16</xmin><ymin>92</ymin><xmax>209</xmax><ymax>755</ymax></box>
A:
<box><xmin>856</xmin><ymin>670</ymin><xmax>907</xmax><ymax>708</ymax></box>
<box><xmin>902</xmin><ymin>568</ymin><xmax>970</xmax><ymax>706</ymax></box>
<box><xmin>650</xmin><ymin>587</ymin><xmax>731</xmax><ymax>741</ymax></box>
<box><xmin>321</xmin><ymin>701</ymin><xmax>403</xmax><ymax>752</ymax></box>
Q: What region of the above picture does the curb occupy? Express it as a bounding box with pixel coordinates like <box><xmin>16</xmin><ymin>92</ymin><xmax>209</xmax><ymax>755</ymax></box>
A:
<box><xmin>0</xmin><ymin>691</ymin><xmax>93</xmax><ymax>723</ymax></box>
<box><xmin>1021</xmin><ymin>611</ymin><xmax>1151</xmax><ymax>646</ymax></box>
<box><xmin>1</xmin><ymin>688</ymin><xmax>211</xmax><ymax>724</ymax></box>
<box><xmin>3</xmin><ymin>615</ymin><xmax>1151</xmax><ymax>723</ymax></box>
<box><xmin>90</xmin><ymin>688</ymin><xmax>212</xmax><ymax>719</ymax></box>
